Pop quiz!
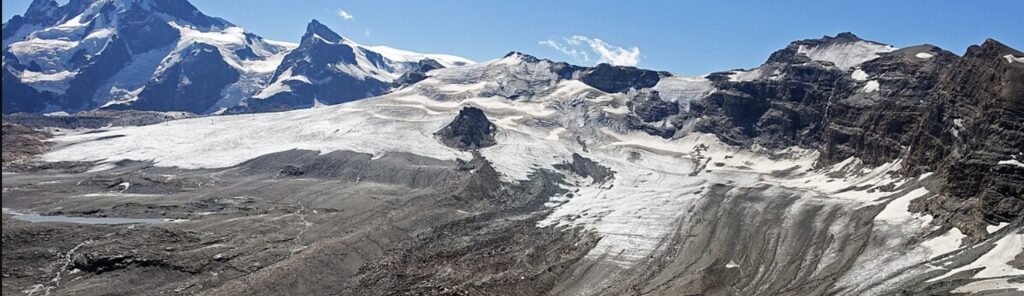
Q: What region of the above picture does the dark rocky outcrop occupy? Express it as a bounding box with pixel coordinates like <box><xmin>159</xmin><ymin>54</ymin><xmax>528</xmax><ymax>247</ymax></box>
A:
<box><xmin>1</xmin><ymin>120</ymin><xmax>51</xmax><ymax>168</ymax></box>
<box><xmin>628</xmin><ymin>91</ymin><xmax>679</xmax><ymax>123</ymax></box>
<box><xmin>393</xmin><ymin>59</ymin><xmax>444</xmax><ymax>88</ymax></box>
<box><xmin>553</xmin><ymin>153</ymin><xmax>614</xmax><ymax>184</ymax></box>
<box><xmin>576</xmin><ymin>63</ymin><xmax>668</xmax><ymax>93</ymax></box>
<box><xmin>435</xmin><ymin>107</ymin><xmax>497</xmax><ymax>150</ymax></box>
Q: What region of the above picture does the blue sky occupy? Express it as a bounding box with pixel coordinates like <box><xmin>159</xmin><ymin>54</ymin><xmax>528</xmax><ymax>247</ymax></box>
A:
<box><xmin>4</xmin><ymin>0</ymin><xmax>1022</xmax><ymax>75</ymax></box>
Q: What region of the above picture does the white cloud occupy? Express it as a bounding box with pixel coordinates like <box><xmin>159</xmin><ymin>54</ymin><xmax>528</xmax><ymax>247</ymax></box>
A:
<box><xmin>337</xmin><ymin>9</ymin><xmax>354</xmax><ymax>20</ymax></box>
<box><xmin>538</xmin><ymin>40</ymin><xmax>588</xmax><ymax>62</ymax></box>
<box><xmin>539</xmin><ymin>35</ymin><xmax>640</xmax><ymax>66</ymax></box>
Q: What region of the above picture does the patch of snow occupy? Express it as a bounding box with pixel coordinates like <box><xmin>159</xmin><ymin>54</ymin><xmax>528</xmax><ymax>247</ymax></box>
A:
<box><xmin>918</xmin><ymin>172</ymin><xmax>934</xmax><ymax>181</ymax></box>
<box><xmin>797</xmin><ymin>41</ymin><xmax>897</xmax><ymax>70</ymax></box>
<box><xmin>19</xmin><ymin>70</ymin><xmax>77</xmax><ymax>94</ymax></box>
<box><xmin>931</xmin><ymin>233</ymin><xmax>1024</xmax><ymax>281</ymax></box>
<box><xmin>915</xmin><ymin>52</ymin><xmax>934</xmax><ymax>59</ymax></box>
<box><xmin>987</xmin><ymin>223</ymin><xmax>1010</xmax><ymax>234</ymax></box>
<box><xmin>264</xmin><ymin>39</ymin><xmax>299</xmax><ymax>49</ymax></box>
<box><xmin>875</xmin><ymin>187</ymin><xmax>931</xmax><ymax>224</ymax></box>
<box><xmin>997</xmin><ymin>159</ymin><xmax>1024</xmax><ymax>168</ymax></box>
<box><xmin>851</xmin><ymin>68</ymin><xmax>869</xmax><ymax>81</ymax></box>
<box><xmin>861</xmin><ymin>80</ymin><xmax>880</xmax><ymax>93</ymax></box>
<box><xmin>952</xmin><ymin>278</ymin><xmax>1023</xmax><ymax>293</ymax></box>
<box><xmin>921</xmin><ymin>228</ymin><xmax>966</xmax><ymax>257</ymax></box>
<box><xmin>1004</xmin><ymin>54</ymin><xmax>1024</xmax><ymax>64</ymax></box>
<box><xmin>365</xmin><ymin>45</ymin><xmax>474</xmax><ymax>68</ymax></box>
<box><xmin>44</xmin><ymin>111</ymin><xmax>71</xmax><ymax>117</ymax></box>
<box><xmin>728</xmin><ymin>68</ymin><xmax>763</xmax><ymax>82</ymax></box>
<box><xmin>84</xmin><ymin>28</ymin><xmax>114</xmax><ymax>40</ymax></box>
<box><xmin>253</xmin><ymin>68</ymin><xmax>308</xmax><ymax>99</ymax></box>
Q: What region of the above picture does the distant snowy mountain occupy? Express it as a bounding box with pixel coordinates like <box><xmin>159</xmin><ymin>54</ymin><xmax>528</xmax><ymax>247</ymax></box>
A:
<box><xmin>241</xmin><ymin>20</ymin><xmax>472</xmax><ymax>113</ymax></box>
<box><xmin>1</xmin><ymin>0</ymin><xmax>472</xmax><ymax>114</ymax></box>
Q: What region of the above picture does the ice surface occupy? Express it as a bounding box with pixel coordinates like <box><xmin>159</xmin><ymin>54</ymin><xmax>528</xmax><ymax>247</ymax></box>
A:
<box><xmin>366</xmin><ymin>45</ymin><xmax>474</xmax><ymax>68</ymax></box>
<box><xmin>797</xmin><ymin>41</ymin><xmax>897</xmax><ymax>70</ymax></box>
<box><xmin>651</xmin><ymin>76</ymin><xmax>715</xmax><ymax>109</ymax></box>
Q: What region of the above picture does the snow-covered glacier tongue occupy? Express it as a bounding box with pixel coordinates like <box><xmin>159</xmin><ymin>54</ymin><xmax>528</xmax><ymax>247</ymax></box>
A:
<box><xmin>4</xmin><ymin>31</ymin><xmax>1022</xmax><ymax>295</ymax></box>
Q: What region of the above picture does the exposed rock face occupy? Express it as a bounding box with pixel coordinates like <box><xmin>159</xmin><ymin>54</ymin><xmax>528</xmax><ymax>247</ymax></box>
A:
<box><xmin>553</xmin><ymin>153</ymin><xmax>614</xmax><ymax>184</ymax></box>
<box><xmin>576</xmin><ymin>63</ymin><xmax>668</xmax><ymax>93</ymax></box>
<box><xmin>819</xmin><ymin>45</ymin><xmax>958</xmax><ymax>165</ymax></box>
<box><xmin>393</xmin><ymin>59</ymin><xmax>444</xmax><ymax>88</ymax></box>
<box><xmin>904</xmin><ymin>39</ymin><xmax>1024</xmax><ymax>238</ymax></box>
<box><xmin>435</xmin><ymin>107</ymin><xmax>497</xmax><ymax>150</ymax></box>
<box><xmin>131</xmin><ymin>43</ymin><xmax>241</xmax><ymax>113</ymax></box>
<box><xmin>629</xmin><ymin>91</ymin><xmax>679</xmax><ymax>123</ymax></box>
<box><xmin>682</xmin><ymin>33</ymin><xmax>1024</xmax><ymax>238</ymax></box>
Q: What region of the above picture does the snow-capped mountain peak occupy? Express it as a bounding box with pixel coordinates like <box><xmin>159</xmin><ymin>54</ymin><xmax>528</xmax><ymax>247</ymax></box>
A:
<box><xmin>303</xmin><ymin>19</ymin><xmax>344</xmax><ymax>45</ymax></box>
<box><xmin>240</xmin><ymin>19</ymin><xmax>474</xmax><ymax>113</ymax></box>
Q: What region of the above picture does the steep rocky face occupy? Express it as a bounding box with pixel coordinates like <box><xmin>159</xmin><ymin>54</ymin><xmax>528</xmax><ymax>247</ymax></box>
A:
<box><xmin>435</xmin><ymin>107</ymin><xmax>497</xmax><ymax>150</ymax></box>
<box><xmin>819</xmin><ymin>45</ymin><xmax>960</xmax><ymax>165</ymax></box>
<box><xmin>131</xmin><ymin>43</ymin><xmax>241</xmax><ymax>113</ymax></box>
<box><xmin>64</xmin><ymin>36</ymin><xmax>134</xmax><ymax>110</ymax></box>
<box><xmin>682</xmin><ymin>34</ymin><xmax>1024</xmax><ymax>239</ymax></box>
<box><xmin>695</xmin><ymin>62</ymin><xmax>846</xmax><ymax>148</ymax></box>
<box><xmin>628</xmin><ymin>91</ymin><xmax>679</xmax><ymax>123</ymax></box>
<box><xmin>905</xmin><ymin>39</ymin><xmax>1024</xmax><ymax>238</ymax></box>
